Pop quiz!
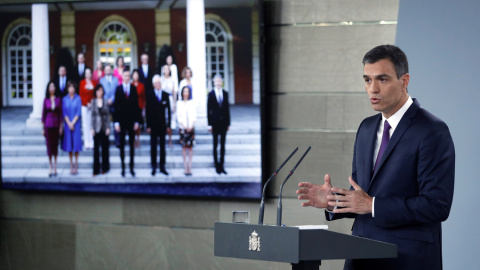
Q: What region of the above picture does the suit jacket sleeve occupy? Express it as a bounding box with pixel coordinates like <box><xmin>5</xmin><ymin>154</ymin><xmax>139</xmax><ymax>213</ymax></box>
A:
<box><xmin>131</xmin><ymin>85</ymin><xmax>141</xmax><ymax>123</ymax></box>
<box><xmin>164</xmin><ymin>92</ymin><xmax>171</xmax><ymax>128</ymax></box>
<box><xmin>105</xmin><ymin>102</ymin><xmax>111</xmax><ymax>128</ymax></box>
<box><xmin>91</xmin><ymin>102</ymin><xmax>97</xmax><ymax>131</ymax></box>
<box><xmin>225</xmin><ymin>91</ymin><xmax>230</xmax><ymax>126</ymax></box>
<box><xmin>374</xmin><ymin>122</ymin><xmax>455</xmax><ymax>228</ymax></box>
<box><xmin>113</xmin><ymin>86</ymin><xmax>121</xmax><ymax>123</ymax></box>
<box><xmin>145</xmin><ymin>90</ymin><xmax>153</xmax><ymax>129</ymax></box>
<box><xmin>325</xmin><ymin>120</ymin><xmax>364</xmax><ymax>221</ymax></box>
<box><xmin>207</xmin><ymin>92</ymin><xmax>213</xmax><ymax>126</ymax></box>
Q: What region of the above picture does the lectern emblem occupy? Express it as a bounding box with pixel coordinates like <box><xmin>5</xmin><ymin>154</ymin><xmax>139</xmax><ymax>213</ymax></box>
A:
<box><xmin>249</xmin><ymin>231</ymin><xmax>261</xmax><ymax>251</ymax></box>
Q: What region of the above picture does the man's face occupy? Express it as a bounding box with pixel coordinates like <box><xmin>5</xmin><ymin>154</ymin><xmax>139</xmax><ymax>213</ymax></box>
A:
<box><xmin>78</xmin><ymin>54</ymin><xmax>85</xmax><ymax>64</ymax></box>
<box><xmin>59</xmin><ymin>67</ymin><xmax>66</xmax><ymax>77</ymax></box>
<box><xmin>153</xmin><ymin>80</ymin><xmax>162</xmax><ymax>90</ymax></box>
<box><xmin>214</xmin><ymin>77</ymin><xmax>223</xmax><ymax>89</ymax></box>
<box><xmin>104</xmin><ymin>66</ymin><xmax>112</xmax><ymax>75</ymax></box>
<box><xmin>363</xmin><ymin>59</ymin><xmax>409</xmax><ymax>118</ymax></box>
<box><xmin>141</xmin><ymin>55</ymin><xmax>148</xmax><ymax>65</ymax></box>
<box><xmin>122</xmin><ymin>71</ymin><xmax>131</xmax><ymax>84</ymax></box>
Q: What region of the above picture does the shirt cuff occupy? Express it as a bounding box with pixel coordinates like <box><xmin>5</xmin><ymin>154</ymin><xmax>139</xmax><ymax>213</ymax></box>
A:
<box><xmin>372</xmin><ymin>197</ymin><xmax>376</xmax><ymax>218</ymax></box>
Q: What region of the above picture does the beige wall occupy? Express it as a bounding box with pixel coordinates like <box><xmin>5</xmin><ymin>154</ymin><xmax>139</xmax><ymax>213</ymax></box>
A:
<box><xmin>0</xmin><ymin>1</ymin><xmax>399</xmax><ymax>269</ymax></box>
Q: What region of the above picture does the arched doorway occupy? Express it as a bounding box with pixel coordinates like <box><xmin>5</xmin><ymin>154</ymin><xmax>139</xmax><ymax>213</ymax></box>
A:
<box><xmin>205</xmin><ymin>19</ymin><xmax>234</xmax><ymax>104</ymax></box>
<box><xmin>94</xmin><ymin>17</ymin><xmax>137</xmax><ymax>70</ymax></box>
<box><xmin>6</xmin><ymin>23</ymin><xmax>32</xmax><ymax>106</ymax></box>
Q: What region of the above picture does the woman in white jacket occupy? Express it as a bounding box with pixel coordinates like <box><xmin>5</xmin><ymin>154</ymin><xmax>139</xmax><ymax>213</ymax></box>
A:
<box><xmin>176</xmin><ymin>85</ymin><xmax>196</xmax><ymax>176</ymax></box>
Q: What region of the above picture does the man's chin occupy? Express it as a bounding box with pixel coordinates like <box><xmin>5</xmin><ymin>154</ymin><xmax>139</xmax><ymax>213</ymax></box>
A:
<box><xmin>371</xmin><ymin>105</ymin><xmax>383</xmax><ymax>112</ymax></box>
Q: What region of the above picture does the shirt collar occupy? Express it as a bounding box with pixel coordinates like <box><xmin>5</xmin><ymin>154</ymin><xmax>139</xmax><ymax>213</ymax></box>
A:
<box><xmin>382</xmin><ymin>96</ymin><xmax>413</xmax><ymax>132</ymax></box>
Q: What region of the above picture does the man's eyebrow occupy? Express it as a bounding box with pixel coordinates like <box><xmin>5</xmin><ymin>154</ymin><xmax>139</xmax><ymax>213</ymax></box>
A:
<box><xmin>363</xmin><ymin>74</ymin><xmax>392</xmax><ymax>79</ymax></box>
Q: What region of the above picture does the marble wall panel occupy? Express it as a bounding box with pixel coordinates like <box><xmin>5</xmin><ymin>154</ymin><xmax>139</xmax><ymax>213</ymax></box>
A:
<box><xmin>268</xmin><ymin>94</ymin><xmax>375</xmax><ymax>130</ymax></box>
<box><xmin>76</xmin><ymin>223</ymin><xmax>170</xmax><ymax>270</ymax></box>
<box><xmin>0</xmin><ymin>220</ymin><xmax>76</xmax><ymax>270</ymax></box>
<box><xmin>0</xmin><ymin>190</ymin><xmax>123</xmax><ymax>223</ymax></box>
<box><xmin>265</xmin><ymin>25</ymin><xmax>397</xmax><ymax>94</ymax></box>
<box><xmin>267</xmin><ymin>131</ymin><xmax>356</xmax><ymax>198</ymax></box>
<box><xmin>265</xmin><ymin>0</ymin><xmax>399</xmax><ymax>24</ymax></box>
<box><xmin>169</xmin><ymin>227</ymin><xmax>288</xmax><ymax>270</ymax></box>
<box><xmin>123</xmin><ymin>197</ymin><xmax>220</xmax><ymax>229</ymax></box>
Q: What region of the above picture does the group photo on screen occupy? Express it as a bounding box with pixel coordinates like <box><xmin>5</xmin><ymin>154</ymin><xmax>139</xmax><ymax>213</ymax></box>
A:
<box><xmin>0</xmin><ymin>0</ymin><xmax>262</xmax><ymax>198</ymax></box>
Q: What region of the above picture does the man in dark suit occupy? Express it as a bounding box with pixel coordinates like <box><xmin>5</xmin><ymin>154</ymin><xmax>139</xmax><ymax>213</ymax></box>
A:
<box><xmin>113</xmin><ymin>69</ymin><xmax>141</xmax><ymax>177</ymax></box>
<box><xmin>207</xmin><ymin>74</ymin><xmax>231</xmax><ymax>174</ymax></box>
<box><xmin>55</xmin><ymin>66</ymin><xmax>69</xmax><ymax>97</ymax></box>
<box><xmin>138</xmin><ymin>53</ymin><xmax>153</xmax><ymax>93</ymax></box>
<box><xmin>73</xmin><ymin>53</ymin><xmax>90</xmax><ymax>84</ymax></box>
<box><xmin>146</xmin><ymin>74</ymin><xmax>171</xmax><ymax>176</ymax></box>
<box><xmin>296</xmin><ymin>45</ymin><xmax>455</xmax><ymax>270</ymax></box>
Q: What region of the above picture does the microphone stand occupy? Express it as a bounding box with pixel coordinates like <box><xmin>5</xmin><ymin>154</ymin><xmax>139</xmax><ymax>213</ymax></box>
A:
<box><xmin>276</xmin><ymin>146</ymin><xmax>311</xmax><ymax>226</ymax></box>
<box><xmin>258</xmin><ymin>147</ymin><xmax>298</xmax><ymax>225</ymax></box>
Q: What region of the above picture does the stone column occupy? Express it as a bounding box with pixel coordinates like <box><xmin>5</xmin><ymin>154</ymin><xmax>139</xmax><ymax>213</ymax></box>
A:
<box><xmin>26</xmin><ymin>4</ymin><xmax>50</xmax><ymax>127</ymax></box>
<box><xmin>187</xmin><ymin>0</ymin><xmax>207</xmax><ymax>126</ymax></box>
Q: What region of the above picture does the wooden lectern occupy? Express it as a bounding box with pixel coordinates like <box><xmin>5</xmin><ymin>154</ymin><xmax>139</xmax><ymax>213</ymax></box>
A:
<box><xmin>214</xmin><ymin>222</ymin><xmax>397</xmax><ymax>270</ymax></box>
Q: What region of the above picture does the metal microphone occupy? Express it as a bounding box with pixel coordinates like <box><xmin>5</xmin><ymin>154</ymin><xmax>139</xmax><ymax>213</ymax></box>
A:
<box><xmin>258</xmin><ymin>147</ymin><xmax>298</xmax><ymax>225</ymax></box>
<box><xmin>276</xmin><ymin>146</ymin><xmax>311</xmax><ymax>226</ymax></box>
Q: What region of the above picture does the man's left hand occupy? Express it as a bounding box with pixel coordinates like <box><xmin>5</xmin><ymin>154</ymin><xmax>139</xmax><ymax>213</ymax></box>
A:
<box><xmin>327</xmin><ymin>177</ymin><xmax>373</xmax><ymax>215</ymax></box>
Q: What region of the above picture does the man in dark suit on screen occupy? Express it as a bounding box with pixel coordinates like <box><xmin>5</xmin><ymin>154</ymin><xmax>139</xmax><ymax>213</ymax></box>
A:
<box><xmin>55</xmin><ymin>65</ymin><xmax>70</xmax><ymax>97</ymax></box>
<box><xmin>138</xmin><ymin>53</ymin><xmax>154</xmax><ymax>93</ymax></box>
<box><xmin>296</xmin><ymin>45</ymin><xmax>455</xmax><ymax>270</ymax></box>
<box><xmin>146</xmin><ymin>74</ymin><xmax>171</xmax><ymax>176</ymax></box>
<box><xmin>113</xmin><ymin>69</ymin><xmax>141</xmax><ymax>177</ymax></box>
<box><xmin>207</xmin><ymin>74</ymin><xmax>230</xmax><ymax>174</ymax></box>
<box><xmin>73</xmin><ymin>53</ymin><xmax>90</xmax><ymax>85</ymax></box>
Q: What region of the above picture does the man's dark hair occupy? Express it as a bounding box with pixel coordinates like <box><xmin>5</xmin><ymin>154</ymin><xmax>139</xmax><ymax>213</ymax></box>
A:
<box><xmin>362</xmin><ymin>45</ymin><xmax>409</xmax><ymax>79</ymax></box>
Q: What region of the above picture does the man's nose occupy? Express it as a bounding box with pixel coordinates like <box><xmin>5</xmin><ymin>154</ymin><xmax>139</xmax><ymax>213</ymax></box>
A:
<box><xmin>368</xmin><ymin>80</ymin><xmax>380</xmax><ymax>93</ymax></box>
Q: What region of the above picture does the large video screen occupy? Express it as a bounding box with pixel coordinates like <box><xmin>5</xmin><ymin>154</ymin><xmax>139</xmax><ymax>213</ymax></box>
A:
<box><xmin>0</xmin><ymin>0</ymin><xmax>263</xmax><ymax>199</ymax></box>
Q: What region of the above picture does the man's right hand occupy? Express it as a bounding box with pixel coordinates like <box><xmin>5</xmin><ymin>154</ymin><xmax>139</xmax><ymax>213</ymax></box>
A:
<box><xmin>296</xmin><ymin>174</ymin><xmax>334</xmax><ymax>210</ymax></box>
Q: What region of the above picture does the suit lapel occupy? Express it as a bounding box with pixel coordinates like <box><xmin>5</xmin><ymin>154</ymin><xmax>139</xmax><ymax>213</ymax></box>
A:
<box><xmin>369</xmin><ymin>99</ymin><xmax>420</xmax><ymax>188</ymax></box>
<box><xmin>364</xmin><ymin>114</ymin><xmax>381</xmax><ymax>186</ymax></box>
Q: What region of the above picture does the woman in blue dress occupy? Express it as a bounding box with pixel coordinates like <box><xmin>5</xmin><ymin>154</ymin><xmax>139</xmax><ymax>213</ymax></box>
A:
<box><xmin>62</xmin><ymin>81</ymin><xmax>82</xmax><ymax>175</ymax></box>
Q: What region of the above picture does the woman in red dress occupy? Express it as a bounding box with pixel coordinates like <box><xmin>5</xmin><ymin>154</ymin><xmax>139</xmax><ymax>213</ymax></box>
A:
<box><xmin>132</xmin><ymin>69</ymin><xmax>146</xmax><ymax>148</ymax></box>
<box><xmin>79</xmin><ymin>68</ymin><xmax>97</xmax><ymax>150</ymax></box>
<box><xmin>92</xmin><ymin>59</ymin><xmax>104</xmax><ymax>84</ymax></box>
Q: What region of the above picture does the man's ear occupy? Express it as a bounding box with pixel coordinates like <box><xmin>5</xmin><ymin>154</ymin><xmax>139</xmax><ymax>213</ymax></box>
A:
<box><xmin>401</xmin><ymin>73</ymin><xmax>410</xmax><ymax>92</ymax></box>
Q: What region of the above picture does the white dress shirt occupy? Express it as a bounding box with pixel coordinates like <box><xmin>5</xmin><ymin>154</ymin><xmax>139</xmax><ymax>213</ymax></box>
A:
<box><xmin>142</xmin><ymin>65</ymin><xmax>148</xmax><ymax>77</ymax></box>
<box><xmin>215</xmin><ymin>88</ymin><xmax>223</xmax><ymax>104</ymax></box>
<box><xmin>60</xmin><ymin>76</ymin><xmax>66</xmax><ymax>90</ymax></box>
<box><xmin>371</xmin><ymin>96</ymin><xmax>413</xmax><ymax>217</ymax></box>
<box><xmin>123</xmin><ymin>83</ymin><xmax>130</xmax><ymax>96</ymax></box>
<box><xmin>154</xmin><ymin>89</ymin><xmax>162</xmax><ymax>101</ymax></box>
<box><xmin>78</xmin><ymin>63</ymin><xmax>85</xmax><ymax>76</ymax></box>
